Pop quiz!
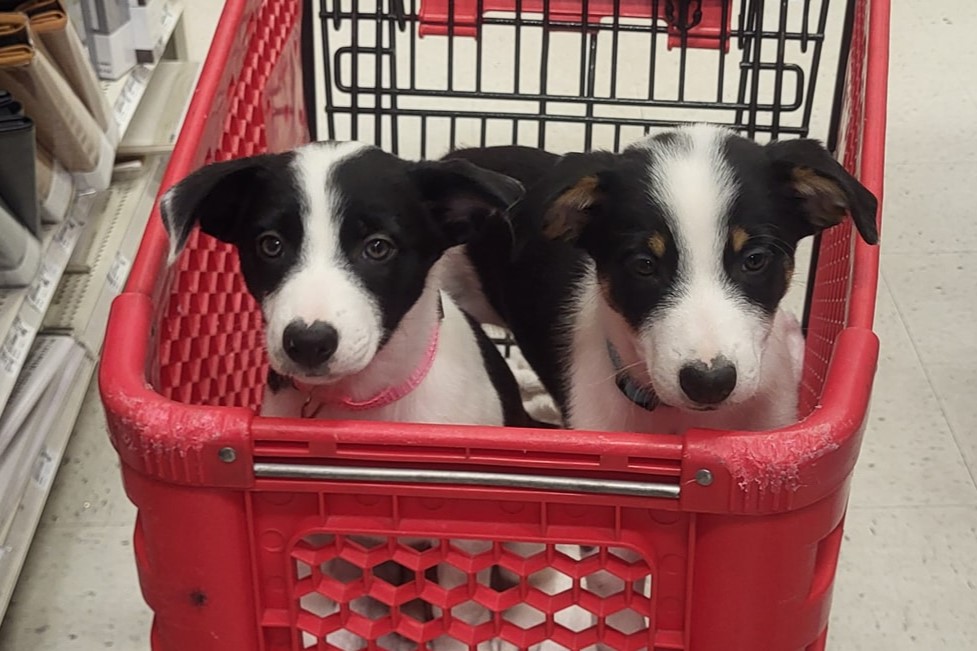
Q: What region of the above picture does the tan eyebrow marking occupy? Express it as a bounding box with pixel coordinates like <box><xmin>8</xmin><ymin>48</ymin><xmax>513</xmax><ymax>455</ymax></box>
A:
<box><xmin>730</xmin><ymin>226</ymin><xmax>750</xmax><ymax>253</ymax></box>
<box><xmin>647</xmin><ymin>232</ymin><xmax>666</xmax><ymax>258</ymax></box>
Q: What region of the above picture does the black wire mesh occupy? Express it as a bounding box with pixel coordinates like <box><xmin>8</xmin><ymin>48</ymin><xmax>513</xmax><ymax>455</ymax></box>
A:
<box><xmin>308</xmin><ymin>0</ymin><xmax>853</xmax><ymax>157</ymax></box>
<box><xmin>302</xmin><ymin>0</ymin><xmax>857</xmax><ymax>342</ymax></box>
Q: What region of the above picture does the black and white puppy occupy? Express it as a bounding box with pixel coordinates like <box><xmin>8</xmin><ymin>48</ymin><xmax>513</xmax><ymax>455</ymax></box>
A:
<box><xmin>161</xmin><ymin>140</ymin><xmax>541</xmax><ymax>428</ymax></box>
<box><xmin>159</xmin><ymin>141</ymin><xmax>546</xmax><ymax>651</ymax></box>
<box><xmin>452</xmin><ymin>124</ymin><xmax>879</xmax><ymax>436</ymax></box>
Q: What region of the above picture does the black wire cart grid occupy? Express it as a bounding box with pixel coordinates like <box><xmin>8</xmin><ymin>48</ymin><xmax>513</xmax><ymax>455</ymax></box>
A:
<box><xmin>303</xmin><ymin>0</ymin><xmax>856</xmax><ymax>158</ymax></box>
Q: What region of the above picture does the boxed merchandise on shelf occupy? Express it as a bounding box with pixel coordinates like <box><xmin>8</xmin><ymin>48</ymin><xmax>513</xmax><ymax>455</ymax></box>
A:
<box><xmin>0</xmin><ymin>15</ymin><xmax>115</xmax><ymax>191</ymax></box>
<box><xmin>84</xmin><ymin>22</ymin><xmax>136</xmax><ymax>81</ymax></box>
<box><xmin>22</xmin><ymin>0</ymin><xmax>120</xmax><ymax>146</ymax></box>
<box><xmin>99</xmin><ymin>1</ymin><xmax>185</xmax><ymax>140</ymax></box>
<box><xmin>129</xmin><ymin>0</ymin><xmax>171</xmax><ymax>63</ymax></box>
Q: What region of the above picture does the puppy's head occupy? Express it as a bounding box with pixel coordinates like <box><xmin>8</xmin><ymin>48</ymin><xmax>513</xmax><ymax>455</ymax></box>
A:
<box><xmin>531</xmin><ymin>124</ymin><xmax>878</xmax><ymax>412</ymax></box>
<box><xmin>161</xmin><ymin>141</ymin><xmax>522</xmax><ymax>384</ymax></box>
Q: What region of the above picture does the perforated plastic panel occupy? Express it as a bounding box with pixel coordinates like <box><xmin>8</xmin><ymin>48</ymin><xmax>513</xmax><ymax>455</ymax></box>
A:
<box><xmin>248</xmin><ymin>489</ymin><xmax>692</xmax><ymax>651</ymax></box>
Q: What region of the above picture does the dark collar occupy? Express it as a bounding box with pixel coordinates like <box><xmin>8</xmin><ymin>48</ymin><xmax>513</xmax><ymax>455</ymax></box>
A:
<box><xmin>606</xmin><ymin>341</ymin><xmax>663</xmax><ymax>411</ymax></box>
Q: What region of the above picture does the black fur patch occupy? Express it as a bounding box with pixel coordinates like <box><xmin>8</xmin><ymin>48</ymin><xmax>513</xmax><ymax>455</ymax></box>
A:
<box><xmin>445</xmin><ymin>145</ymin><xmax>561</xmax><ymax>188</ymax></box>
<box><xmin>330</xmin><ymin>149</ymin><xmax>449</xmax><ymax>342</ymax></box>
<box><xmin>719</xmin><ymin>136</ymin><xmax>805</xmax><ymax>314</ymax></box>
<box><xmin>160</xmin><ymin>151</ymin><xmax>304</xmax><ymax>302</ymax></box>
<box><xmin>463</xmin><ymin>310</ymin><xmax>539</xmax><ymax>428</ymax></box>
<box><xmin>267</xmin><ymin>369</ymin><xmax>289</xmax><ymax>393</ymax></box>
<box><xmin>330</xmin><ymin>148</ymin><xmax>523</xmax><ymax>345</ymax></box>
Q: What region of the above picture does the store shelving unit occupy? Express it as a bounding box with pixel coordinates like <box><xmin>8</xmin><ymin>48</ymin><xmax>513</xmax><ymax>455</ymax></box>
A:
<box><xmin>0</xmin><ymin>2</ymin><xmax>196</xmax><ymax>620</ymax></box>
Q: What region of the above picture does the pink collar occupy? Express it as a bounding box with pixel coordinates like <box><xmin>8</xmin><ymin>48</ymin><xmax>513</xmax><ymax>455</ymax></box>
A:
<box><xmin>294</xmin><ymin>323</ymin><xmax>441</xmax><ymax>417</ymax></box>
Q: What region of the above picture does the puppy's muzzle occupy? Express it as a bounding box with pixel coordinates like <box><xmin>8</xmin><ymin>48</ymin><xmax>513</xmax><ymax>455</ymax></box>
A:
<box><xmin>283</xmin><ymin>320</ymin><xmax>339</xmax><ymax>369</ymax></box>
<box><xmin>679</xmin><ymin>356</ymin><xmax>737</xmax><ymax>406</ymax></box>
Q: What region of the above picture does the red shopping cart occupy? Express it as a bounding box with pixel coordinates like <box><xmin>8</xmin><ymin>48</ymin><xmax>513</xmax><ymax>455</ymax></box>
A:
<box><xmin>99</xmin><ymin>0</ymin><xmax>889</xmax><ymax>649</ymax></box>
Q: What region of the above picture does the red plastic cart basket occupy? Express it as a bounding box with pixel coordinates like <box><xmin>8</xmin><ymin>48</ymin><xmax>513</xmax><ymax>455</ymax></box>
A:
<box><xmin>99</xmin><ymin>0</ymin><xmax>889</xmax><ymax>649</ymax></box>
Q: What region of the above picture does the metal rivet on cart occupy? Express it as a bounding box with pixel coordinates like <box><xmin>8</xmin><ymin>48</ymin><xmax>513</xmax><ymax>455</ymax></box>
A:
<box><xmin>218</xmin><ymin>447</ymin><xmax>237</xmax><ymax>463</ymax></box>
<box><xmin>695</xmin><ymin>469</ymin><xmax>713</xmax><ymax>486</ymax></box>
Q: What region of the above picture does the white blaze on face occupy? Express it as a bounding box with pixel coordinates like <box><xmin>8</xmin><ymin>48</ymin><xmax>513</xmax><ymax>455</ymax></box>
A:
<box><xmin>638</xmin><ymin>125</ymin><xmax>770</xmax><ymax>408</ymax></box>
<box><xmin>262</xmin><ymin>141</ymin><xmax>384</xmax><ymax>381</ymax></box>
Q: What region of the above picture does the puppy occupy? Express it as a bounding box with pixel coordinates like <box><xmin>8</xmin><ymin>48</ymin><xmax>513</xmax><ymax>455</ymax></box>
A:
<box><xmin>450</xmin><ymin>125</ymin><xmax>879</xmax><ymax>640</ymax></box>
<box><xmin>159</xmin><ymin>140</ymin><xmax>545</xmax><ymax>650</ymax></box>
<box><xmin>452</xmin><ymin>125</ymin><xmax>879</xmax><ymax>434</ymax></box>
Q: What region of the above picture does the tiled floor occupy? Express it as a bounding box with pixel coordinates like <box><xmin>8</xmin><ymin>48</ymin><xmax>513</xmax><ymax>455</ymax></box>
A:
<box><xmin>2</xmin><ymin>1</ymin><xmax>976</xmax><ymax>650</ymax></box>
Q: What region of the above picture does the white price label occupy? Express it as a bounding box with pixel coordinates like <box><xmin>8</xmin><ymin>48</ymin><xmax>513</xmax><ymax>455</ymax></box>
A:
<box><xmin>26</xmin><ymin>261</ymin><xmax>59</xmax><ymax>312</ymax></box>
<box><xmin>107</xmin><ymin>253</ymin><xmax>132</xmax><ymax>294</ymax></box>
<box><xmin>113</xmin><ymin>66</ymin><xmax>152</xmax><ymax>128</ymax></box>
<box><xmin>0</xmin><ymin>316</ymin><xmax>35</xmax><ymax>375</ymax></box>
<box><xmin>54</xmin><ymin>216</ymin><xmax>83</xmax><ymax>252</ymax></box>
<box><xmin>31</xmin><ymin>447</ymin><xmax>57</xmax><ymax>490</ymax></box>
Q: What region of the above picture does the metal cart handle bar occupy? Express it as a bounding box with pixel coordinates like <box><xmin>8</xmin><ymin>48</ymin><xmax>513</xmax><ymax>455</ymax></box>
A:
<box><xmin>254</xmin><ymin>462</ymin><xmax>682</xmax><ymax>499</ymax></box>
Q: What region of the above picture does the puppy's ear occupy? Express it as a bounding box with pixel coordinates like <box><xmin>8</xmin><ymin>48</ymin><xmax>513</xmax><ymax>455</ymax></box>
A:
<box><xmin>766</xmin><ymin>139</ymin><xmax>879</xmax><ymax>245</ymax></box>
<box><xmin>159</xmin><ymin>154</ymin><xmax>285</xmax><ymax>264</ymax></box>
<box><xmin>534</xmin><ymin>152</ymin><xmax>618</xmax><ymax>244</ymax></box>
<box><xmin>409</xmin><ymin>158</ymin><xmax>524</xmax><ymax>245</ymax></box>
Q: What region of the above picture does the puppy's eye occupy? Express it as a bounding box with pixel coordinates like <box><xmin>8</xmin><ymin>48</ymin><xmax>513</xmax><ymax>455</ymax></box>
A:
<box><xmin>363</xmin><ymin>235</ymin><xmax>397</xmax><ymax>262</ymax></box>
<box><xmin>742</xmin><ymin>248</ymin><xmax>771</xmax><ymax>274</ymax></box>
<box><xmin>627</xmin><ymin>254</ymin><xmax>657</xmax><ymax>277</ymax></box>
<box><xmin>257</xmin><ymin>232</ymin><xmax>284</xmax><ymax>259</ymax></box>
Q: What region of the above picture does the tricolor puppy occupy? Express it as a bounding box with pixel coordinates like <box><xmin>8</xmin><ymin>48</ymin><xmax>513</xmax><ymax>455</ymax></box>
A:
<box><xmin>451</xmin><ymin>125</ymin><xmax>879</xmax><ymax>639</ymax></box>
<box><xmin>159</xmin><ymin>140</ymin><xmax>544</xmax><ymax>650</ymax></box>
<box><xmin>454</xmin><ymin>124</ymin><xmax>879</xmax><ymax>435</ymax></box>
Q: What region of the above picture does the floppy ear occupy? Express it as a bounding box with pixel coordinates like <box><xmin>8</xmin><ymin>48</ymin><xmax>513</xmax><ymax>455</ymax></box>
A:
<box><xmin>159</xmin><ymin>154</ymin><xmax>285</xmax><ymax>264</ymax></box>
<box><xmin>766</xmin><ymin>139</ymin><xmax>879</xmax><ymax>245</ymax></box>
<box><xmin>533</xmin><ymin>151</ymin><xmax>618</xmax><ymax>244</ymax></box>
<box><xmin>408</xmin><ymin>158</ymin><xmax>524</xmax><ymax>245</ymax></box>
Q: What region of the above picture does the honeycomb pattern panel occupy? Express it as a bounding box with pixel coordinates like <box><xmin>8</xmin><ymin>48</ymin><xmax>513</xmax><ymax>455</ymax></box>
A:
<box><xmin>290</xmin><ymin>534</ymin><xmax>656</xmax><ymax>651</ymax></box>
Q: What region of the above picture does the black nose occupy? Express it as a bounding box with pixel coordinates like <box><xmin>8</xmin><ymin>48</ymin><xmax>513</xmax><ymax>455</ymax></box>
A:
<box><xmin>283</xmin><ymin>321</ymin><xmax>339</xmax><ymax>368</ymax></box>
<box><xmin>679</xmin><ymin>357</ymin><xmax>737</xmax><ymax>405</ymax></box>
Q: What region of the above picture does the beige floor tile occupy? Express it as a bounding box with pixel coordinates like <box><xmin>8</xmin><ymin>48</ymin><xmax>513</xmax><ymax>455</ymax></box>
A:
<box><xmin>830</xmin><ymin>506</ymin><xmax>977</xmax><ymax>650</ymax></box>
<box><xmin>883</xmin><ymin>252</ymin><xmax>977</xmax><ymax>367</ymax></box>
<box><xmin>848</xmin><ymin>280</ymin><xmax>977</xmax><ymax>508</ymax></box>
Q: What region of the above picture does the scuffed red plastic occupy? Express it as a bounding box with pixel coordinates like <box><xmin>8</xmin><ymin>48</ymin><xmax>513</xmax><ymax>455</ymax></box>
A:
<box><xmin>99</xmin><ymin>0</ymin><xmax>890</xmax><ymax>649</ymax></box>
